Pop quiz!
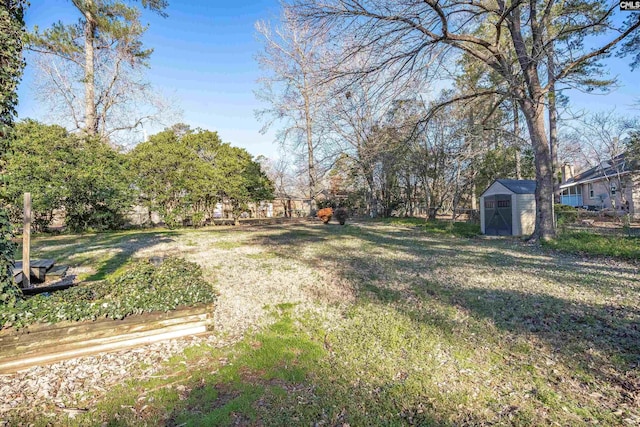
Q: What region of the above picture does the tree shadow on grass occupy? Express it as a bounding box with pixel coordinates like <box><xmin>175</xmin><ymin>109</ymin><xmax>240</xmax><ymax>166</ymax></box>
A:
<box><xmin>253</xmin><ymin>222</ymin><xmax>638</xmax><ymax>293</ymax></box>
<box><xmin>92</xmin><ymin>311</ymin><xmax>463</xmax><ymax>427</ymax></box>
<box><xmin>26</xmin><ymin>230</ymin><xmax>180</xmax><ymax>281</ymax></box>
<box><xmin>46</xmin><ymin>222</ymin><xmax>638</xmax><ymax>426</ymax></box>
<box><xmin>250</xmin><ymin>222</ymin><xmax>640</xmax><ymax>395</ymax></box>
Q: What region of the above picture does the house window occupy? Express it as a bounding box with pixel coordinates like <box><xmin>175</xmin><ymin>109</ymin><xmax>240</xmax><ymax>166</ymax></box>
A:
<box><xmin>485</xmin><ymin>200</ymin><xmax>495</xmax><ymax>209</ymax></box>
<box><xmin>562</xmin><ymin>186</ymin><xmax>581</xmax><ymax>196</ymax></box>
<box><xmin>497</xmin><ymin>199</ymin><xmax>511</xmax><ymax>208</ymax></box>
<box><xmin>611</xmin><ymin>184</ymin><xmax>617</xmax><ymax>196</ymax></box>
<box><xmin>588</xmin><ymin>183</ymin><xmax>594</xmax><ymax>199</ymax></box>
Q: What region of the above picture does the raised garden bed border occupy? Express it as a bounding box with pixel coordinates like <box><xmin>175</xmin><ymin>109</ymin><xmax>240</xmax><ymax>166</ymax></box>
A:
<box><xmin>0</xmin><ymin>304</ymin><xmax>213</xmax><ymax>373</ymax></box>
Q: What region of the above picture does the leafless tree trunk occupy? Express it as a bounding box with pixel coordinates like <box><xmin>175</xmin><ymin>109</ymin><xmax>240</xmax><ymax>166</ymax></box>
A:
<box><xmin>302</xmin><ymin>90</ymin><xmax>317</xmax><ymax>207</ymax></box>
<box><xmin>548</xmin><ymin>46</ymin><xmax>559</xmax><ymax>203</ymax></box>
<box><xmin>83</xmin><ymin>1</ymin><xmax>97</xmax><ymax>135</ymax></box>
<box><xmin>255</xmin><ymin>9</ymin><xmax>332</xmax><ymax>211</ymax></box>
<box><xmin>514</xmin><ymin>102</ymin><xmax>522</xmax><ymax>180</ymax></box>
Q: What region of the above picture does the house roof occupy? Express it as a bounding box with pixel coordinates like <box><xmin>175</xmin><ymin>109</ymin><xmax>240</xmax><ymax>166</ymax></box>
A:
<box><xmin>495</xmin><ymin>179</ymin><xmax>537</xmax><ymax>194</ymax></box>
<box><xmin>560</xmin><ymin>153</ymin><xmax>637</xmax><ymax>188</ymax></box>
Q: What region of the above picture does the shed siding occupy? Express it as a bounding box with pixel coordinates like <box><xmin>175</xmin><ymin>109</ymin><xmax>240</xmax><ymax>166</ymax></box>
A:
<box><xmin>481</xmin><ymin>182</ymin><xmax>513</xmax><ymax>235</ymax></box>
<box><xmin>511</xmin><ymin>195</ymin><xmax>521</xmax><ymax>236</ymax></box>
<box><xmin>515</xmin><ymin>194</ymin><xmax>536</xmax><ymax>236</ymax></box>
<box><xmin>481</xmin><ymin>180</ymin><xmax>538</xmax><ymax>236</ymax></box>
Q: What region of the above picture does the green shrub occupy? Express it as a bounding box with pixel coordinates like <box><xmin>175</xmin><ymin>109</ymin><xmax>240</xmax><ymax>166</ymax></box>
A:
<box><xmin>0</xmin><ymin>257</ymin><xmax>216</xmax><ymax>329</ymax></box>
<box><xmin>0</xmin><ymin>209</ymin><xmax>20</xmax><ymax>307</ymax></box>
<box><xmin>335</xmin><ymin>207</ymin><xmax>348</xmax><ymax>225</ymax></box>
<box><xmin>555</xmin><ymin>204</ymin><xmax>578</xmax><ymax>225</ymax></box>
<box><xmin>6</xmin><ymin>122</ymin><xmax>134</xmax><ymax>232</ymax></box>
<box><xmin>543</xmin><ymin>231</ymin><xmax>640</xmax><ymax>260</ymax></box>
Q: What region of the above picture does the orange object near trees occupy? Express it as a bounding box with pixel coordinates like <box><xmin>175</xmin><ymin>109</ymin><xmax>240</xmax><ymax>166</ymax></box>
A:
<box><xmin>317</xmin><ymin>207</ymin><xmax>333</xmax><ymax>224</ymax></box>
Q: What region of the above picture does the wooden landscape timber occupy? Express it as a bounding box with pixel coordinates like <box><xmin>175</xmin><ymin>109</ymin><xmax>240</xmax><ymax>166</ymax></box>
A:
<box><xmin>0</xmin><ymin>304</ymin><xmax>214</xmax><ymax>373</ymax></box>
<box><xmin>13</xmin><ymin>259</ymin><xmax>55</xmax><ymax>283</ymax></box>
<box><xmin>213</xmin><ymin>217</ymin><xmax>309</xmax><ymax>226</ymax></box>
<box><xmin>20</xmin><ymin>280</ymin><xmax>75</xmax><ymax>296</ymax></box>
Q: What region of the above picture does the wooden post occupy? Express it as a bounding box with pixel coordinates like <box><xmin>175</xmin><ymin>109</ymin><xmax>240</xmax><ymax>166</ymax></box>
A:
<box><xmin>22</xmin><ymin>193</ymin><xmax>31</xmax><ymax>289</ymax></box>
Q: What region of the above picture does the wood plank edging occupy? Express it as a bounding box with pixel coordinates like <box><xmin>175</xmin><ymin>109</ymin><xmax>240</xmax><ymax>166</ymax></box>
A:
<box><xmin>0</xmin><ymin>304</ymin><xmax>213</xmax><ymax>337</ymax></box>
<box><xmin>0</xmin><ymin>324</ymin><xmax>209</xmax><ymax>373</ymax></box>
<box><xmin>0</xmin><ymin>312</ymin><xmax>210</xmax><ymax>352</ymax></box>
<box><xmin>0</xmin><ymin>305</ymin><xmax>214</xmax><ymax>374</ymax></box>
<box><xmin>1</xmin><ymin>316</ymin><xmax>210</xmax><ymax>358</ymax></box>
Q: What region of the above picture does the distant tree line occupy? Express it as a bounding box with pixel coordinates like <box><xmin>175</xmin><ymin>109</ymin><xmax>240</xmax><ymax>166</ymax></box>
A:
<box><xmin>4</xmin><ymin>121</ymin><xmax>274</xmax><ymax>231</ymax></box>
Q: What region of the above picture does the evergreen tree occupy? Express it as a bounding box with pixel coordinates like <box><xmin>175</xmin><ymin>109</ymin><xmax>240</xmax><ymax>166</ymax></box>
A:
<box><xmin>28</xmin><ymin>0</ymin><xmax>167</xmax><ymax>138</ymax></box>
<box><xmin>0</xmin><ymin>0</ymin><xmax>26</xmax><ymax>304</ymax></box>
<box><xmin>6</xmin><ymin>120</ymin><xmax>134</xmax><ymax>232</ymax></box>
<box><xmin>130</xmin><ymin>126</ymin><xmax>274</xmax><ymax>227</ymax></box>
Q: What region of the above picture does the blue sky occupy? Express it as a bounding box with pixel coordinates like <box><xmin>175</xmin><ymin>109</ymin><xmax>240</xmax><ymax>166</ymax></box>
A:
<box><xmin>18</xmin><ymin>0</ymin><xmax>283</xmax><ymax>158</ymax></box>
<box><xmin>16</xmin><ymin>1</ymin><xmax>640</xmax><ymax>160</ymax></box>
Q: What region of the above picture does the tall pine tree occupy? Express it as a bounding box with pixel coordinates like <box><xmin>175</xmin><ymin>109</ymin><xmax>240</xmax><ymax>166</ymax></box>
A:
<box><xmin>28</xmin><ymin>0</ymin><xmax>167</xmax><ymax>138</ymax></box>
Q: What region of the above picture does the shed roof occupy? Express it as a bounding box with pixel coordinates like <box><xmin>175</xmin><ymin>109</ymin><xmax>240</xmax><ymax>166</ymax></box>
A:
<box><xmin>493</xmin><ymin>179</ymin><xmax>536</xmax><ymax>194</ymax></box>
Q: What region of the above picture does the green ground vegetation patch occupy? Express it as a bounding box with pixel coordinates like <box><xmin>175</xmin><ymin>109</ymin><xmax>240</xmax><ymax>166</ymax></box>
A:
<box><xmin>30</xmin><ymin>307</ymin><xmax>325</xmax><ymax>427</ymax></box>
<box><xmin>544</xmin><ymin>231</ymin><xmax>640</xmax><ymax>260</ymax></box>
<box><xmin>381</xmin><ymin>217</ymin><xmax>481</xmax><ymax>238</ymax></box>
<box><xmin>0</xmin><ymin>257</ymin><xmax>216</xmax><ymax>329</ymax></box>
<box><xmin>21</xmin><ymin>303</ymin><xmax>627</xmax><ymax>427</ymax></box>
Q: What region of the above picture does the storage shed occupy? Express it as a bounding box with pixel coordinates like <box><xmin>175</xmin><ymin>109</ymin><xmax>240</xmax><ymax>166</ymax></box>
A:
<box><xmin>480</xmin><ymin>179</ymin><xmax>536</xmax><ymax>236</ymax></box>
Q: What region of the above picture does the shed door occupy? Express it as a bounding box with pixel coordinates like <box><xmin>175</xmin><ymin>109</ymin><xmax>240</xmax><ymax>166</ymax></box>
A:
<box><xmin>484</xmin><ymin>195</ymin><xmax>512</xmax><ymax>235</ymax></box>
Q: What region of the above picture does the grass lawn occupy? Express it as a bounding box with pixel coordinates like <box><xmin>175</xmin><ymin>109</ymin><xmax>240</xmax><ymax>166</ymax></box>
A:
<box><xmin>543</xmin><ymin>231</ymin><xmax>640</xmax><ymax>260</ymax></box>
<box><xmin>11</xmin><ymin>221</ymin><xmax>640</xmax><ymax>426</ymax></box>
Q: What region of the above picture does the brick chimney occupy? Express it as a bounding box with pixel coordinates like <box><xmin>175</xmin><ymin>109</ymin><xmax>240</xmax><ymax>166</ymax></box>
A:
<box><xmin>561</xmin><ymin>163</ymin><xmax>574</xmax><ymax>183</ymax></box>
